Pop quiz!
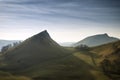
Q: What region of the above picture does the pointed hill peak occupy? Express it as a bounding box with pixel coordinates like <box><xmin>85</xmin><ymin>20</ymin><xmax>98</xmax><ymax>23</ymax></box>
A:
<box><xmin>101</xmin><ymin>33</ymin><xmax>109</xmax><ymax>37</ymax></box>
<box><xmin>34</xmin><ymin>30</ymin><xmax>50</xmax><ymax>38</ymax></box>
<box><xmin>39</xmin><ymin>30</ymin><xmax>48</xmax><ymax>35</ymax></box>
<box><xmin>29</xmin><ymin>30</ymin><xmax>51</xmax><ymax>41</ymax></box>
<box><xmin>91</xmin><ymin>33</ymin><xmax>109</xmax><ymax>37</ymax></box>
<box><xmin>3</xmin><ymin>30</ymin><xmax>69</xmax><ymax>70</ymax></box>
<box><xmin>104</xmin><ymin>33</ymin><xmax>108</xmax><ymax>36</ymax></box>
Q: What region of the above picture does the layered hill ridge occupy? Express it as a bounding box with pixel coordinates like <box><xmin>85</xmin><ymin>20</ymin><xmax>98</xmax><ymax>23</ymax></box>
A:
<box><xmin>73</xmin><ymin>33</ymin><xmax>119</xmax><ymax>47</ymax></box>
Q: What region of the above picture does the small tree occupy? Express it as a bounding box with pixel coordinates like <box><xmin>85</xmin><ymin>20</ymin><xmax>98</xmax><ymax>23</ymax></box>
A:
<box><xmin>1</xmin><ymin>44</ymin><xmax>12</xmax><ymax>53</ymax></box>
<box><xmin>13</xmin><ymin>41</ymin><xmax>21</xmax><ymax>47</ymax></box>
<box><xmin>75</xmin><ymin>44</ymin><xmax>89</xmax><ymax>51</ymax></box>
<box><xmin>0</xmin><ymin>41</ymin><xmax>21</xmax><ymax>53</ymax></box>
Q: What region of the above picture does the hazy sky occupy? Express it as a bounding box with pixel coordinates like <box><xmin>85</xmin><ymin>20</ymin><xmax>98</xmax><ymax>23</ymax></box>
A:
<box><xmin>0</xmin><ymin>0</ymin><xmax>120</xmax><ymax>42</ymax></box>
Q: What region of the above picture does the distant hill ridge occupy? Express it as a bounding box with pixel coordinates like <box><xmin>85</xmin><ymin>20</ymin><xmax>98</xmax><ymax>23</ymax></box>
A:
<box><xmin>73</xmin><ymin>33</ymin><xmax>119</xmax><ymax>47</ymax></box>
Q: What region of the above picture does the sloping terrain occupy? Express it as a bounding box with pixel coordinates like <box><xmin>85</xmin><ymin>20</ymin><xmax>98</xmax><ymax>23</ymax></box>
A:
<box><xmin>1</xmin><ymin>30</ymin><xmax>69</xmax><ymax>70</ymax></box>
<box><xmin>74</xmin><ymin>33</ymin><xmax>119</xmax><ymax>47</ymax></box>
<box><xmin>1</xmin><ymin>30</ymin><xmax>118</xmax><ymax>80</ymax></box>
<box><xmin>0</xmin><ymin>30</ymin><xmax>96</xmax><ymax>80</ymax></box>
<box><xmin>91</xmin><ymin>41</ymin><xmax>120</xmax><ymax>80</ymax></box>
<box><xmin>0</xmin><ymin>71</ymin><xmax>31</xmax><ymax>80</ymax></box>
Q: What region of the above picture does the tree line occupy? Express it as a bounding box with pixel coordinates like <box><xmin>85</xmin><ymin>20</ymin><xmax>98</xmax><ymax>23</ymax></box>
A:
<box><xmin>0</xmin><ymin>41</ymin><xmax>21</xmax><ymax>53</ymax></box>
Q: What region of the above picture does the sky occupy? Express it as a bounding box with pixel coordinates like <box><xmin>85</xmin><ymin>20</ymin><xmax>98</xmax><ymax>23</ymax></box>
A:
<box><xmin>0</xmin><ymin>0</ymin><xmax>120</xmax><ymax>42</ymax></box>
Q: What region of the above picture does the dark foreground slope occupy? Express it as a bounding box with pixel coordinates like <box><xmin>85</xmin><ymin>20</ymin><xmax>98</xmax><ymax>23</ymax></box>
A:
<box><xmin>0</xmin><ymin>30</ymin><xmax>95</xmax><ymax>80</ymax></box>
<box><xmin>91</xmin><ymin>41</ymin><xmax>120</xmax><ymax>80</ymax></box>
<box><xmin>74</xmin><ymin>33</ymin><xmax>119</xmax><ymax>47</ymax></box>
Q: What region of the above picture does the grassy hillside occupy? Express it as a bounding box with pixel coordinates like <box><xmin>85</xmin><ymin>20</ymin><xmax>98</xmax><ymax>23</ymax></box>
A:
<box><xmin>1</xmin><ymin>31</ymin><xmax>118</xmax><ymax>80</ymax></box>
<box><xmin>0</xmin><ymin>47</ymin><xmax>109</xmax><ymax>80</ymax></box>
<box><xmin>91</xmin><ymin>40</ymin><xmax>120</xmax><ymax>56</ymax></box>
<box><xmin>67</xmin><ymin>48</ymin><xmax>110</xmax><ymax>80</ymax></box>
<box><xmin>67</xmin><ymin>40</ymin><xmax>120</xmax><ymax>80</ymax></box>
<box><xmin>18</xmin><ymin>54</ymin><xmax>96</xmax><ymax>80</ymax></box>
<box><xmin>0</xmin><ymin>30</ymin><xmax>97</xmax><ymax>80</ymax></box>
<box><xmin>1</xmin><ymin>30</ymin><xmax>70</xmax><ymax>71</ymax></box>
<box><xmin>0</xmin><ymin>72</ymin><xmax>31</xmax><ymax>80</ymax></box>
<box><xmin>90</xmin><ymin>41</ymin><xmax>120</xmax><ymax>80</ymax></box>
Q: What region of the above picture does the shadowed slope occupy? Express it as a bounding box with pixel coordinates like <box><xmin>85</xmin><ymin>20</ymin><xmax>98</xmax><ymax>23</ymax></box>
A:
<box><xmin>2</xmin><ymin>30</ymin><xmax>69</xmax><ymax>70</ymax></box>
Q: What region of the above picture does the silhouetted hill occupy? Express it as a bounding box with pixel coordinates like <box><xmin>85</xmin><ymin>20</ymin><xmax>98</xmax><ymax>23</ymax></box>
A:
<box><xmin>73</xmin><ymin>33</ymin><xmax>119</xmax><ymax>47</ymax></box>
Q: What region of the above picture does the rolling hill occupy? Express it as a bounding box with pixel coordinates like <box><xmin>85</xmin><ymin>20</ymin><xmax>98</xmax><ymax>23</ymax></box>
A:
<box><xmin>2</xmin><ymin>30</ymin><xmax>69</xmax><ymax>70</ymax></box>
<box><xmin>91</xmin><ymin>40</ymin><xmax>120</xmax><ymax>80</ymax></box>
<box><xmin>73</xmin><ymin>33</ymin><xmax>119</xmax><ymax>47</ymax></box>
<box><xmin>0</xmin><ymin>30</ymin><xmax>96</xmax><ymax>80</ymax></box>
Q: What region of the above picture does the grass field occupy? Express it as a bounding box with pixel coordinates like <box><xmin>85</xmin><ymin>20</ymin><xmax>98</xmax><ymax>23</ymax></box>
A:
<box><xmin>1</xmin><ymin>41</ymin><xmax>119</xmax><ymax>80</ymax></box>
<box><xmin>0</xmin><ymin>47</ymin><xmax>110</xmax><ymax>80</ymax></box>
